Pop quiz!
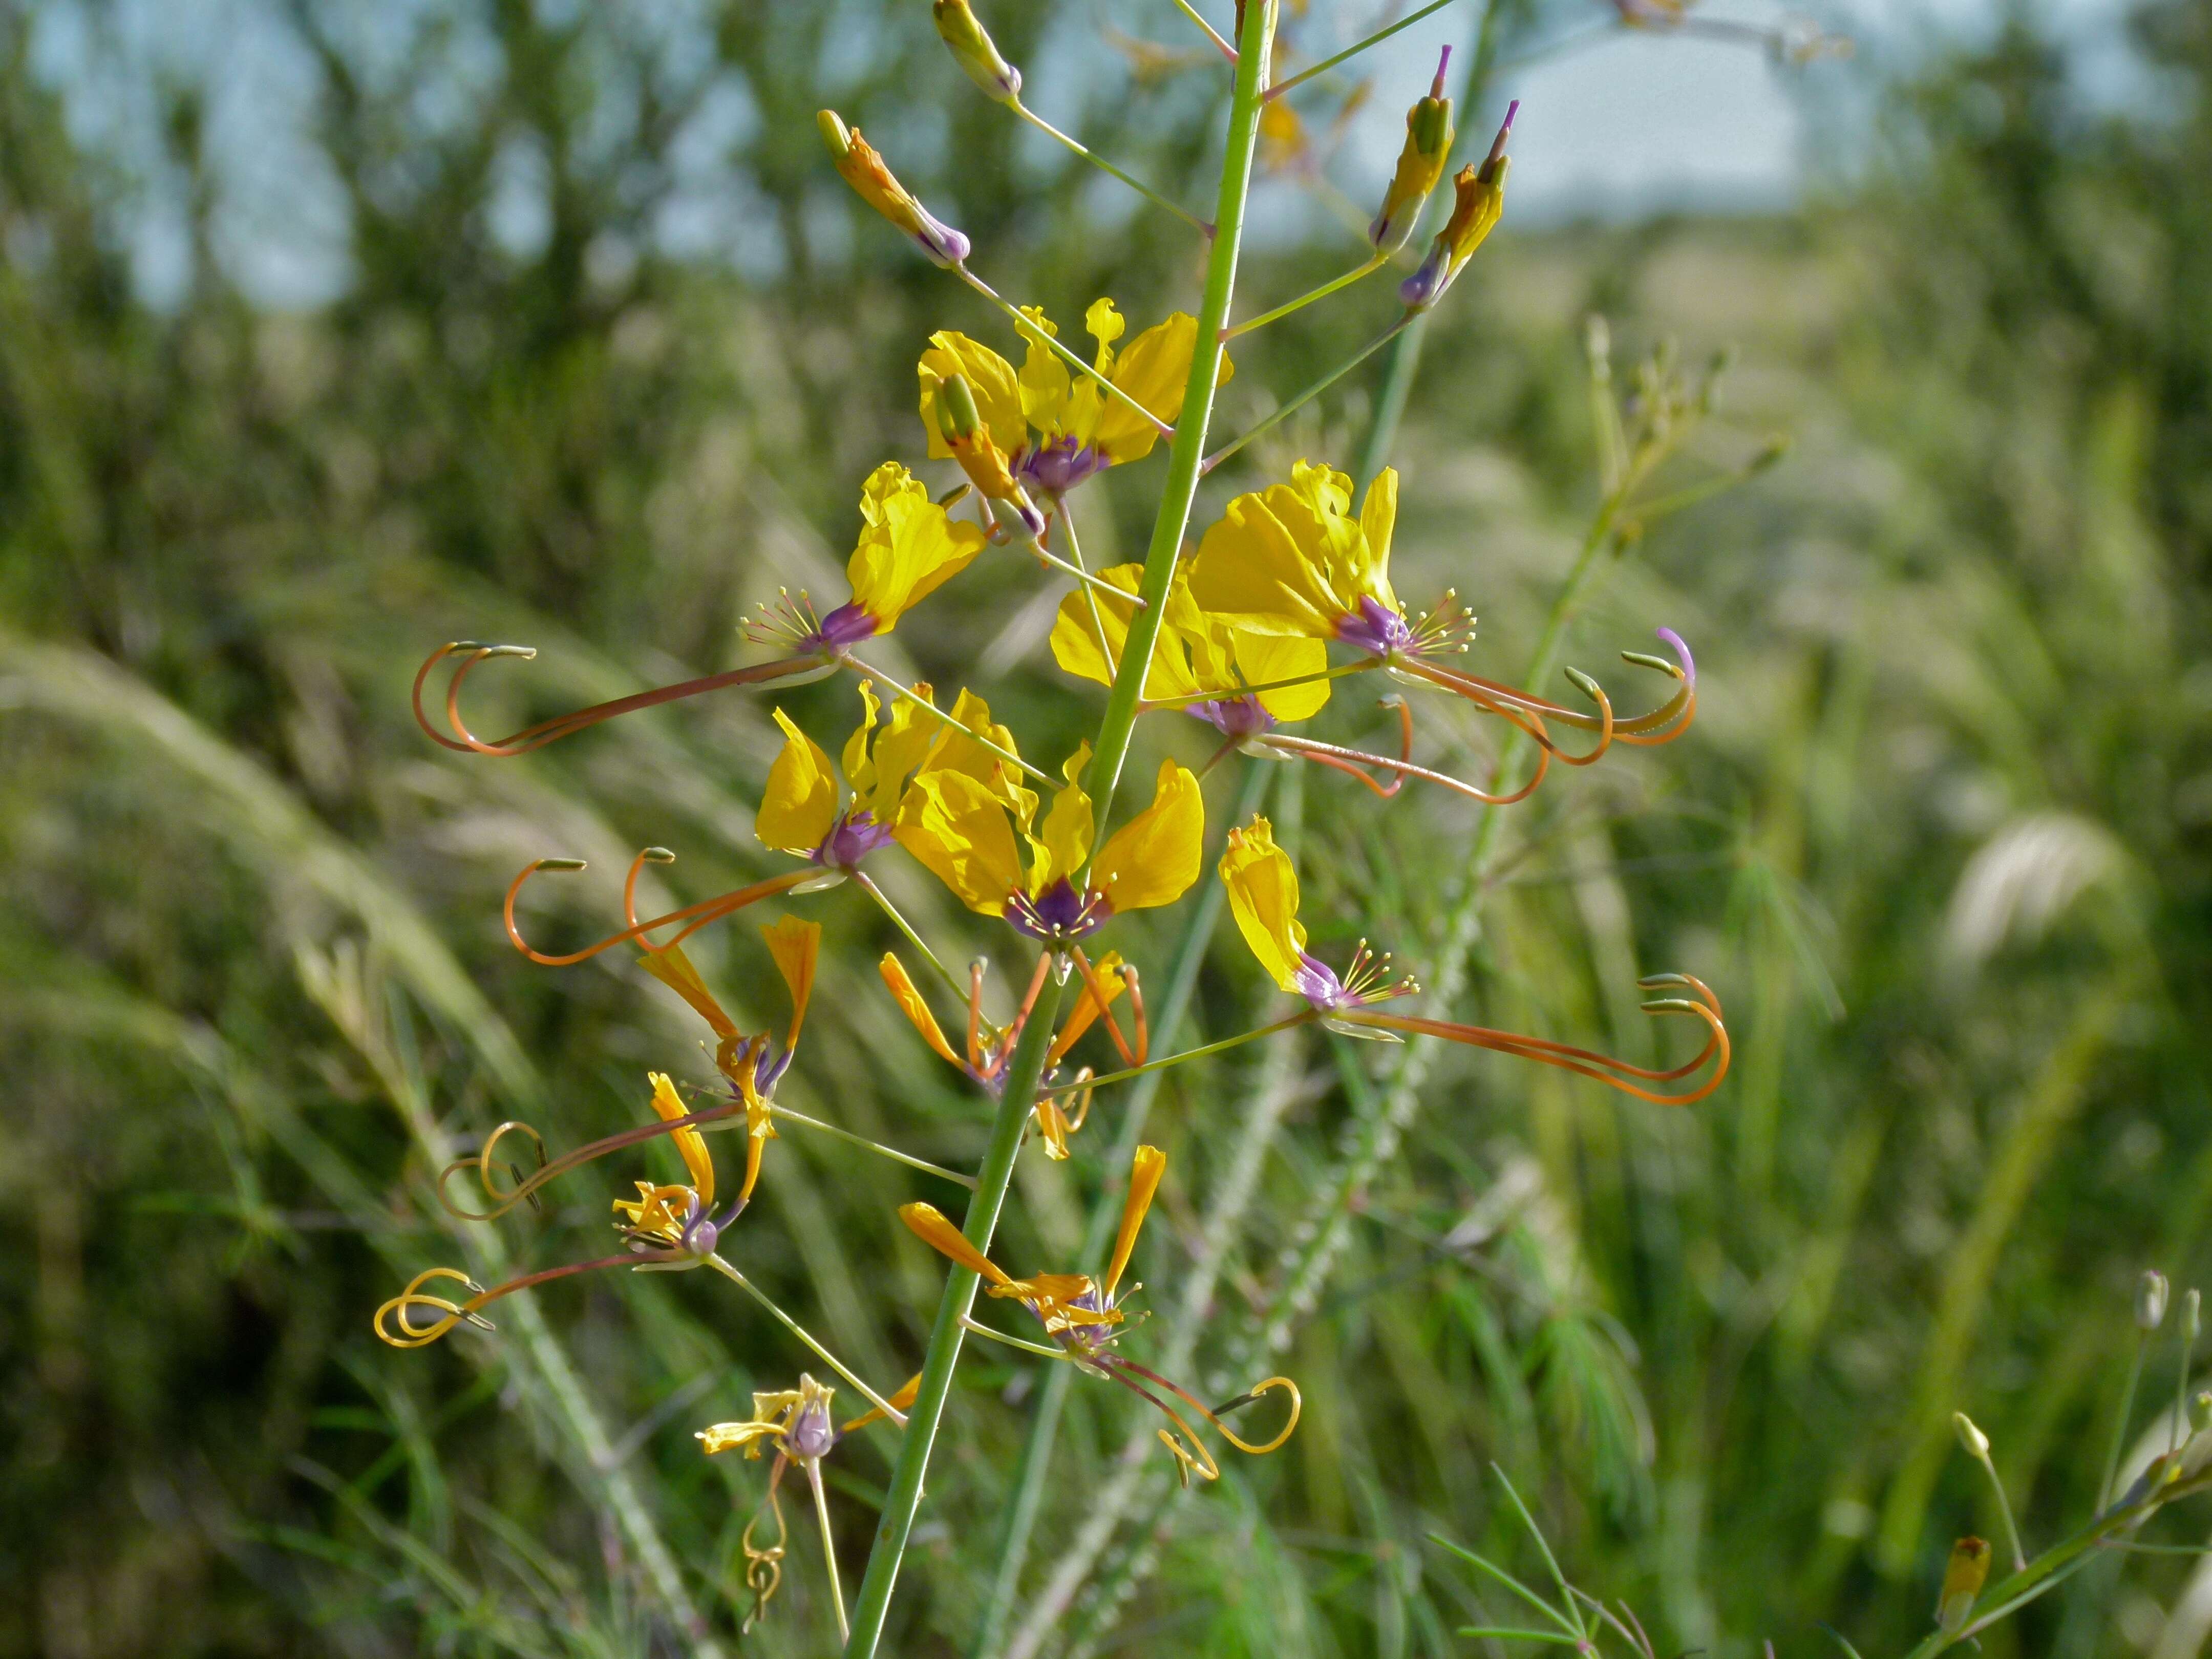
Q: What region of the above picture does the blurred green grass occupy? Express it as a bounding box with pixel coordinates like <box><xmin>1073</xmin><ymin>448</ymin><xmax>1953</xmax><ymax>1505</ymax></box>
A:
<box><xmin>3</xmin><ymin>2</ymin><xmax>2211</xmax><ymax>1656</ymax></box>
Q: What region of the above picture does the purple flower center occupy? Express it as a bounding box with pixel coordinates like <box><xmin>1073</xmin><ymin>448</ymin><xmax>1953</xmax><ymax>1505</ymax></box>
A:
<box><xmin>1015</xmin><ymin>436</ymin><xmax>1113</xmax><ymax>497</ymax></box>
<box><xmin>1335</xmin><ymin>594</ymin><xmax>1415</xmax><ymax>657</ymax></box>
<box><xmin>802</xmin><ymin>601</ymin><xmax>881</xmax><ymax>654</ymax></box>
<box><xmin>1186</xmin><ymin>695</ymin><xmax>1276</xmax><ymax>738</ymax></box>
<box><xmin>786</xmin><ymin>1397</ymin><xmax>838</xmax><ymax>1461</ymax></box>
<box><xmin>816</xmin><ymin>807</ymin><xmax>896</xmax><ymax>869</ymax></box>
<box><xmin>1008</xmin><ymin>877</ymin><xmax>1106</xmax><ymax>944</ymax></box>
<box><xmin>1291</xmin><ymin>950</ymin><xmax>1357</xmax><ymax>1012</ymax></box>
<box><xmin>1054</xmin><ymin>1283</ymin><xmax>1117</xmax><ymax>1347</ymax></box>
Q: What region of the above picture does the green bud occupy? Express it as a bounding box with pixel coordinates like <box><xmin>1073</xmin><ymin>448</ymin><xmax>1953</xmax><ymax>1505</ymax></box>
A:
<box><xmin>2190</xmin><ymin>1391</ymin><xmax>2211</xmax><ymax>1436</ymax></box>
<box><xmin>2140</xmin><ymin>1270</ymin><xmax>2171</xmax><ymax>1331</ymax></box>
<box><xmin>1410</xmin><ymin>93</ymin><xmax>1452</xmax><ymax>157</ymax></box>
<box><xmin>1952</xmin><ymin>1411</ymin><xmax>1989</xmax><ymax>1460</ymax></box>
<box><xmin>934</xmin><ymin>0</ymin><xmax>1023</xmax><ymax>102</ymax></box>
<box><xmin>935</xmin><ymin>374</ymin><xmax>982</xmax><ymax>441</ymax></box>
<box><xmin>817</xmin><ymin>109</ymin><xmax>853</xmax><ymax>160</ymax></box>
<box><xmin>2186</xmin><ymin>1287</ymin><xmax>2201</xmax><ymax>1343</ymax></box>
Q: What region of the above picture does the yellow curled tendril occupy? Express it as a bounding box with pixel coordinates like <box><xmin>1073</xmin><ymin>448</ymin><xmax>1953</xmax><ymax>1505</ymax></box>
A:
<box><xmin>738</xmin><ymin>1465</ymin><xmax>790</xmax><ymax>1634</ymax></box>
<box><xmin>372</xmin><ymin>1267</ymin><xmax>494</xmax><ymax>1349</ymax></box>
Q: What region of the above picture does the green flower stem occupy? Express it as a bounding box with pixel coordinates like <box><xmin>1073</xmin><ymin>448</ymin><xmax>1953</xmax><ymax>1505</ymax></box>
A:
<box><xmin>971</xmin><ymin>760</ymin><xmax>1272</xmax><ymax>1659</ymax></box>
<box><xmin>840</xmin><ymin>965</ymin><xmax>1066</xmax><ymax>1656</ymax></box>
<box><xmin>1172</xmin><ymin>0</ymin><xmax>1238</xmax><ymax>60</ymax></box>
<box><xmin>958</xmin><ymin>270</ymin><xmax>1175</xmax><ymax>442</ymax></box>
<box><xmin>809</xmin><ymin>1458</ymin><xmax>851</xmax><ymax>1644</ymax></box>
<box><xmin>1223</xmin><ymin>253</ymin><xmax>1387</xmax><ymax>339</ymax></box>
<box><xmin>851</xmin><ymin>10</ymin><xmax>1273</xmax><ymax>1650</ymax></box>
<box><xmin>768</xmin><ymin>1103</ymin><xmax>979</xmax><ymax>1192</ymax></box>
<box><xmin>854</xmin><ymin>870</ymin><xmax>970</xmax><ymax>1005</ymax></box>
<box><xmin>2100</xmin><ymin>1331</ymin><xmax>2150</xmax><ymax>1507</ymax></box>
<box><xmin>1036</xmin><ymin>1010</ymin><xmax>1312</xmax><ymax>1096</ymax></box>
<box><xmin>704</xmin><ymin>1253</ymin><xmax>908</xmax><ymax>1427</ymax></box>
<box><xmin>1011</xmin><ymin>100</ymin><xmax>1211</xmax><ymax>234</ymax></box>
<box><xmin>1266</xmin><ymin>0</ymin><xmax>1462</xmax><ymax>101</ymax></box>
<box><xmin>961</xmin><ymin>1315</ymin><xmax>1074</xmax><ymax>1362</ymax></box>
<box><xmin>1203</xmin><ymin>318</ymin><xmax>1408</xmax><ymax>475</ymax></box>
<box><xmin>1080</xmin><ymin>0</ymin><xmax>1276</xmax><ymax>831</ymax></box>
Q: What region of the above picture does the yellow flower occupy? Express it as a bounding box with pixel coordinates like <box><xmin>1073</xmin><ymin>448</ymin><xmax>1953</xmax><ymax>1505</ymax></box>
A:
<box><xmin>611</xmin><ymin>1071</ymin><xmax>720</xmax><ymax>1248</ymax></box>
<box><xmin>918</xmin><ymin>299</ymin><xmax>1230</xmax><ymax>498</ymax></box>
<box><xmin>635</xmin><ymin>917</ymin><xmax>821</xmax><ymax>1206</ymax></box>
<box><xmin>899</xmin><ymin>1146</ymin><xmax>1300</xmax><ymax>1484</ymax></box>
<box><xmin>1187</xmin><ymin>461</ymin><xmax>1411</xmax><ymax>652</ymax></box>
<box><xmin>897</xmin><ymin>740</ymin><xmax>1202</xmax><ymax>943</ymax></box>
<box><xmin>1050</xmin><ymin>561</ymin><xmax>1329</xmax><ymax>738</ymax></box>
<box><xmin>756</xmin><ymin>680</ymin><xmax>983</xmax><ymax>869</ymax></box>
<box><xmin>818</xmin><ymin>110</ymin><xmax>971</xmax><ymax>267</ymax></box>
<box><xmin>1219</xmin><ymin>815</ymin><xmax>1416</xmax><ymax>1013</ymax></box>
<box><xmin>756</xmin><ymin>463</ymin><xmax>986</xmax><ymax>655</ymax></box>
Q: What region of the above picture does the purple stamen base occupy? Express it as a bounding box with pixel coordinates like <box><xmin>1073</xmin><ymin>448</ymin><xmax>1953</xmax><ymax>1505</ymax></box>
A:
<box><xmin>802</xmin><ymin>601</ymin><xmax>882</xmax><ymax>654</ymax></box>
<box><xmin>1008</xmin><ymin>878</ymin><xmax>1106</xmax><ymax>944</ymax></box>
<box><xmin>1017</xmin><ymin>437</ymin><xmax>1113</xmax><ymax>498</ymax></box>
<box><xmin>816</xmin><ymin>808</ymin><xmax>896</xmax><ymax>870</ymax></box>
<box><xmin>1187</xmin><ymin>696</ymin><xmax>1276</xmax><ymax>739</ymax></box>
<box><xmin>1335</xmin><ymin>595</ymin><xmax>1416</xmax><ymax>657</ymax></box>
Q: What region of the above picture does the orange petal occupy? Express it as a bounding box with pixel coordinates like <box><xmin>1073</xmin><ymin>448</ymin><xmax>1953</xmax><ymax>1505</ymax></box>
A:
<box><xmin>1104</xmin><ymin>1144</ymin><xmax>1165</xmax><ymax>1301</ymax></box>
<box><xmin>899</xmin><ymin>1201</ymin><xmax>1010</xmax><ymax>1286</ymax></box>
<box><xmin>638</xmin><ymin>943</ymin><xmax>738</xmax><ymax>1038</ymax></box>
<box><xmin>880</xmin><ymin>953</ymin><xmax>964</xmax><ymax>1071</ymax></box>
<box><xmin>761</xmin><ymin>914</ymin><xmax>821</xmax><ymax>1052</ymax></box>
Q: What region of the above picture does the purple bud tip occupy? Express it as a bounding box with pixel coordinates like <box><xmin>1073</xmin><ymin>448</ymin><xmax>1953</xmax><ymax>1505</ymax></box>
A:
<box><xmin>1502</xmin><ymin>98</ymin><xmax>1520</xmax><ymax>131</ymax></box>
<box><xmin>1655</xmin><ymin>626</ymin><xmax>1695</xmax><ymax>689</ymax></box>
<box><xmin>1432</xmin><ymin>46</ymin><xmax>1451</xmax><ymax>96</ymax></box>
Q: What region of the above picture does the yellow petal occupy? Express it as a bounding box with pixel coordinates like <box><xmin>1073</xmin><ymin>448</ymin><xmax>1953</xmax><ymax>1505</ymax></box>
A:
<box><xmin>697</xmin><ymin>1419</ymin><xmax>783</xmax><ymax>1456</ymax></box>
<box><xmin>1093</xmin><ymin>312</ymin><xmax>1233</xmax><ymax>463</ymax></box>
<box><xmin>757</xmin><ymin>708</ymin><xmax>841</xmax><ymax>855</ymax></box>
<box><xmin>1084</xmin><ymin>296</ymin><xmax>1128</xmax><ymax>368</ymax></box>
<box><xmin>880</xmin><ymin>952</ymin><xmax>965</xmax><ymax>1071</ymax></box>
<box><xmin>1027</xmin><ymin>743</ymin><xmax>1095</xmax><ymax>897</ymax></box>
<box><xmin>1049</xmin><ymin>564</ymin><xmax>1207</xmax><ymax>705</ymax></box>
<box><xmin>1016</xmin><ymin>305</ymin><xmax>1072</xmax><ymax>438</ymax></box>
<box><xmin>760</xmin><ymin>915</ymin><xmax>820</xmax><ymax>1050</ymax></box>
<box><xmin>637</xmin><ymin>943</ymin><xmax>738</xmax><ymax>1038</ymax></box>
<box><xmin>648</xmin><ymin>1072</ymin><xmax>714</xmax><ymax>1208</ymax></box>
<box><xmin>1219</xmin><ymin>816</ymin><xmax>1308</xmax><ymax>992</ymax></box>
<box><xmin>894</xmin><ymin>768</ymin><xmax>1025</xmax><ymax>916</ymax></box>
<box><xmin>1359</xmin><ymin>465</ymin><xmax>1398</xmax><ymax>585</ymax></box>
<box><xmin>841</xmin><ymin>1371</ymin><xmax>923</xmax><ymax>1434</ymax></box>
<box><xmin>841</xmin><ymin>679</ymin><xmax>882</xmax><ymax>790</ymax></box>
<box><xmin>917</xmin><ymin>332</ymin><xmax>1026</xmax><ymax>459</ymax></box>
<box><xmin>1094</xmin><ymin>761</ymin><xmax>1204</xmax><ymax>915</ymax></box>
<box><xmin>846</xmin><ymin>462</ymin><xmax>987</xmax><ymax>629</ymax></box>
<box><xmin>850</xmin><ymin>679</ymin><xmax>938</xmax><ymax>822</ymax></box>
<box><xmin>900</xmin><ymin>1200</ymin><xmax>1011</xmax><ymax>1286</ymax></box>
<box><xmin>919</xmin><ymin>688</ymin><xmax>1034</xmax><ymax>817</ymax></box>
<box><xmin>1234</xmin><ymin>630</ymin><xmax>1331</xmax><ymax>721</ymax></box>
<box><xmin>1103</xmin><ymin>1144</ymin><xmax>1166</xmax><ymax>1300</ymax></box>
<box><xmin>1187</xmin><ymin>479</ymin><xmax>1345</xmax><ymax>638</ymax></box>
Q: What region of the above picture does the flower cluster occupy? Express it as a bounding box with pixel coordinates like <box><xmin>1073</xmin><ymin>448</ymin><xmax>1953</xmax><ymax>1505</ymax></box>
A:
<box><xmin>378</xmin><ymin>12</ymin><xmax>1744</xmax><ymax>1646</ymax></box>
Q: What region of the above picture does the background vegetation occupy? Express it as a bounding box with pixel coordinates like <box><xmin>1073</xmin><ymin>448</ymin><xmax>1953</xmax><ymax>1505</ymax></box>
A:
<box><xmin>3</xmin><ymin>0</ymin><xmax>2209</xmax><ymax>1655</ymax></box>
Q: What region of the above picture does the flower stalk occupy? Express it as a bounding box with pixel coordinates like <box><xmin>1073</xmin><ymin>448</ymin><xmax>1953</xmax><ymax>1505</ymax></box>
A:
<box><xmin>840</xmin><ymin>8</ymin><xmax>1278</xmax><ymax>1650</ymax></box>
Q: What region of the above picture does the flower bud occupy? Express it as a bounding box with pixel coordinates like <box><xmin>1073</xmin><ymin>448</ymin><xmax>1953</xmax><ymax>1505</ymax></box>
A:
<box><xmin>2140</xmin><ymin>1269</ymin><xmax>2171</xmax><ymax>1331</ymax></box>
<box><xmin>820</xmin><ymin>109</ymin><xmax>971</xmax><ymax>268</ymax></box>
<box><xmin>2191</xmin><ymin>1390</ymin><xmax>2212</xmax><ymax>1436</ymax></box>
<box><xmin>1937</xmin><ymin>1536</ymin><xmax>1990</xmax><ymax>1634</ymax></box>
<box><xmin>934</xmin><ymin>0</ymin><xmax>1023</xmax><ymax>103</ymax></box>
<box><xmin>1952</xmin><ymin>1412</ymin><xmax>1989</xmax><ymax>1460</ymax></box>
<box><xmin>934</xmin><ymin>373</ymin><xmax>983</xmax><ymax>443</ymax></box>
<box><xmin>1399</xmin><ymin>100</ymin><xmax>1516</xmax><ymax>311</ymax></box>
<box><xmin>2188</xmin><ymin>1288</ymin><xmax>2202</xmax><ymax>1344</ymax></box>
<box><xmin>1369</xmin><ymin>48</ymin><xmax>1455</xmax><ymax>254</ymax></box>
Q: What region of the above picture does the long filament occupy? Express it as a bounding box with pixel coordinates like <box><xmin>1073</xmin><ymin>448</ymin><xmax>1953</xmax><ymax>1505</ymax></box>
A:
<box><xmin>504</xmin><ymin>862</ymin><xmax>812</xmax><ymax>966</ymax></box>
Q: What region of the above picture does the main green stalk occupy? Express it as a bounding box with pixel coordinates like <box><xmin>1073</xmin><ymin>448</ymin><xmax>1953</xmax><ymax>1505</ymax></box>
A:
<box><xmin>1081</xmin><ymin>0</ymin><xmax>1275</xmax><ymax>826</ymax></box>
<box><xmin>841</xmin><ymin>9</ymin><xmax>1276</xmax><ymax>1651</ymax></box>
<box><xmin>971</xmin><ymin>761</ymin><xmax>1273</xmax><ymax>1656</ymax></box>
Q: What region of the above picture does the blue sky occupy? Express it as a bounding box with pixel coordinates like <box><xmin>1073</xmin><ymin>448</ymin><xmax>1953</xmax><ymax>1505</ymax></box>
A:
<box><xmin>29</xmin><ymin>0</ymin><xmax>2141</xmax><ymax>307</ymax></box>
